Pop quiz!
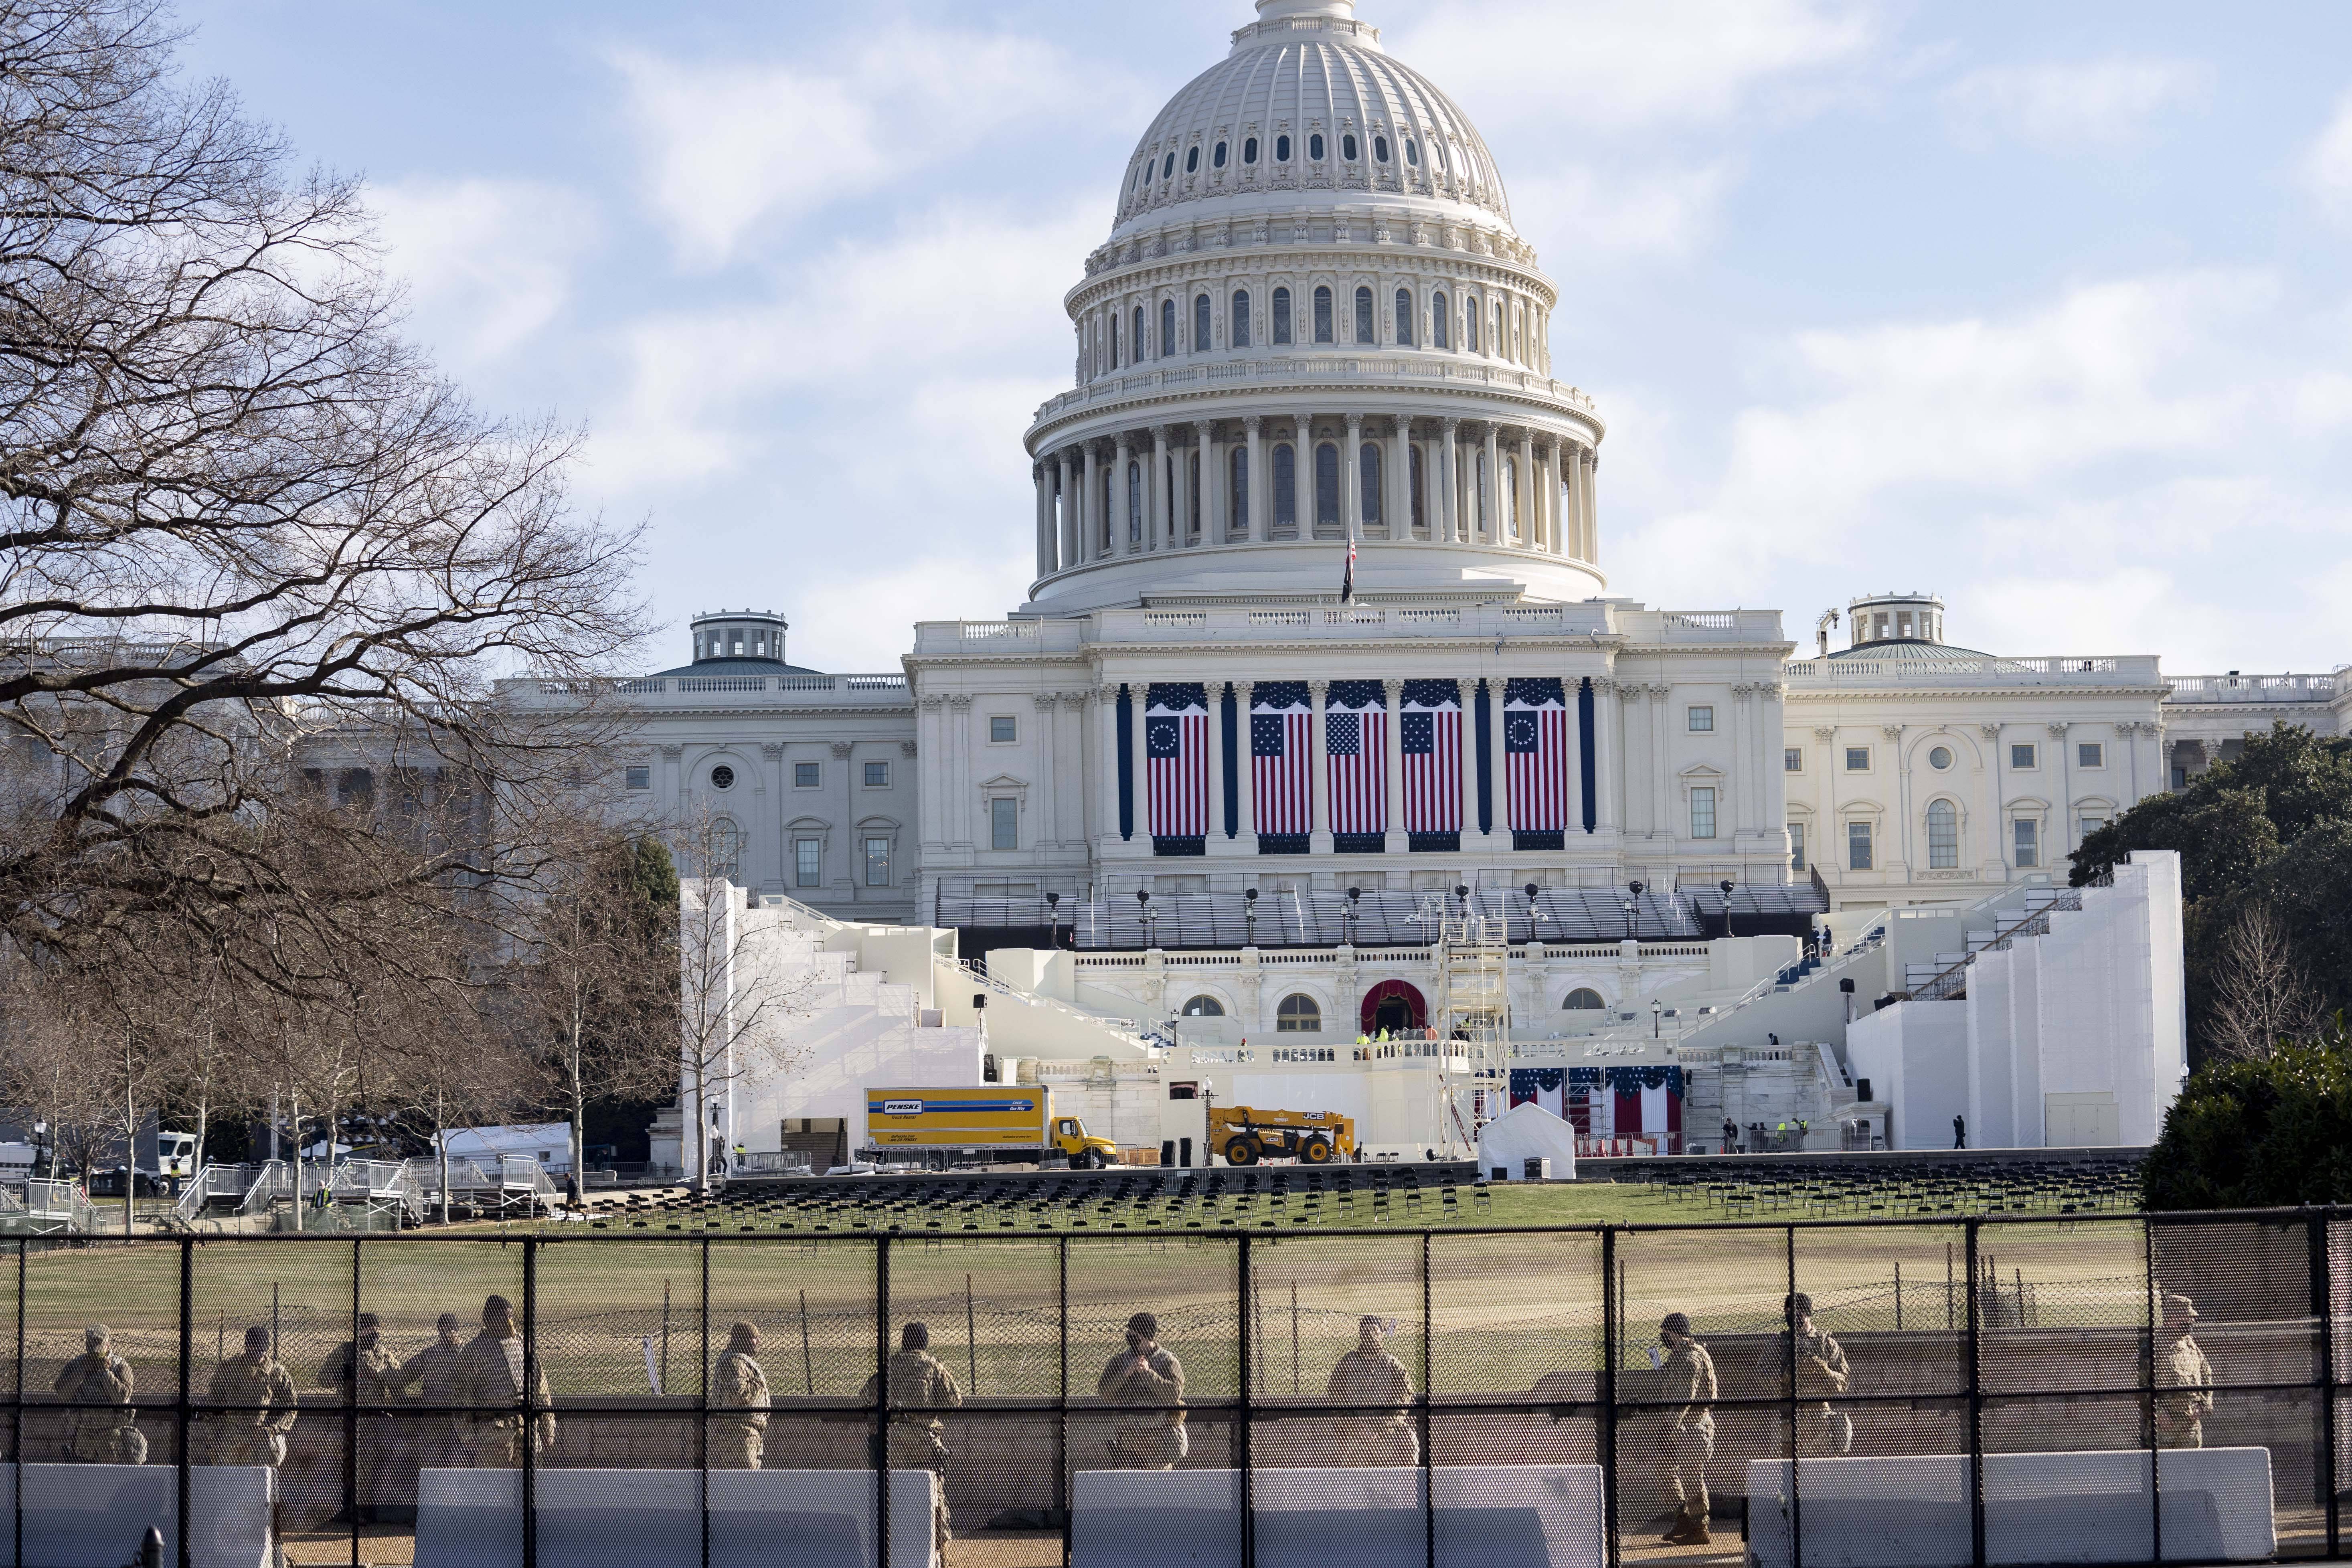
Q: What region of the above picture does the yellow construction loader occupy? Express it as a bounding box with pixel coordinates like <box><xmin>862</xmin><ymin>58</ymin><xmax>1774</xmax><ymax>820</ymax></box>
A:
<box><xmin>1207</xmin><ymin>1105</ymin><xmax>1355</xmax><ymax>1165</ymax></box>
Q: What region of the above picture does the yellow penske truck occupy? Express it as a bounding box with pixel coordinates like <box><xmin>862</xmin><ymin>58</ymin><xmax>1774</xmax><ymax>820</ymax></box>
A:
<box><xmin>863</xmin><ymin>1087</ymin><xmax>1124</xmax><ymax>1169</ymax></box>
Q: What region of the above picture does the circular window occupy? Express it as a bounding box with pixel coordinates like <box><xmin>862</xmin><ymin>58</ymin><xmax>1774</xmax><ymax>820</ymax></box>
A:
<box><xmin>1342</xmin><ymin>133</ymin><xmax>1358</xmax><ymax>161</ymax></box>
<box><xmin>1405</xmin><ymin>139</ymin><xmax>1420</xmax><ymax>166</ymax></box>
<box><xmin>1181</xmin><ymin>995</ymin><xmax>1225</xmax><ymax>1017</ymax></box>
<box><xmin>1563</xmin><ymin>988</ymin><xmax>1606</xmax><ymax>1010</ymax></box>
<box><xmin>1275</xmin><ymin>993</ymin><xmax>1322</xmax><ymax>1033</ymax></box>
<box><xmin>1244</xmin><ymin>136</ymin><xmax>1259</xmax><ymax>164</ymax></box>
<box><xmin>1213</xmin><ymin>141</ymin><xmax>1227</xmax><ymax>169</ymax></box>
<box><xmin>1309</xmin><ymin>133</ymin><xmax>1326</xmax><ymax>161</ymax></box>
<box><xmin>1929</xmin><ymin>746</ymin><xmax>1953</xmax><ymax>771</ymax></box>
<box><xmin>1275</xmin><ymin>134</ymin><xmax>1291</xmax><ymax>162</ymax></box>
<box><xmin>709</xmin><ymin>765</ymin><xmax>735</xmax><ymax>791</ymax></box>
<box><xmin>1185</xmin><ymin>146</ymin><xmax>1199</xmax><ymax>174</ymax></box>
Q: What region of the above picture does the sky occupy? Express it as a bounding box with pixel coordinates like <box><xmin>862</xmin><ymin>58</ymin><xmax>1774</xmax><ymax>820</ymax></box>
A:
<box><xmin>176</xmin><ymin>0</ymin><xmax>2352</xmax><ymax>676</ymax></box>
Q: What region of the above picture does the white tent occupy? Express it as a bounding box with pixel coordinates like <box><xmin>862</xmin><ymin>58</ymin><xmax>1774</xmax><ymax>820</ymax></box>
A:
<box><xmin>1476</xmin><ymin>1102</ymin><xmax>1579</xmax><ymax>1180</ymax></box>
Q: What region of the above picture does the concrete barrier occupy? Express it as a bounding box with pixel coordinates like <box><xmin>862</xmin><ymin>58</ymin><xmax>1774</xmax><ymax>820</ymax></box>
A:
<box><xmin>411</xmin><ymin>1467</ymin><xmax>940</xmax><ymax>1568</ymax></box>
<box><xmin>1745</xmin><ymin>1447</ymin><xmax>2275</xmax><ymax>1567</ymax></box>
<box><xmin>0</xmin><ymin>1463</ymin><xmax>272</xmax><ymax>1568</ymax></box>
<box><xmin>1071</xmin><ymin>1465</ymin><xmax>1603</xmax><ymax>1568</ymax></box>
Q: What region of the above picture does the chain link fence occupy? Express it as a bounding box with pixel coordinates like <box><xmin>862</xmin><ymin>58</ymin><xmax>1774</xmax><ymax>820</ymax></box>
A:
<box><xmin>0</xmin><ymin>1210</ymin><xmax>2343</xmax><ymax>1566</ymax></box>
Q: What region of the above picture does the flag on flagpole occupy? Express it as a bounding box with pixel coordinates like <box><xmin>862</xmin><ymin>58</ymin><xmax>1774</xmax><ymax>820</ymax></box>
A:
<box><xmin>1146</xmin><ymin>683</ymin><xmax>1208</xmax><ymax>849</ymax></box>
<box><xmin>1340</xmin><ymin>532</ymin><xmax>1356</xmax><ymax>602</ymax></box>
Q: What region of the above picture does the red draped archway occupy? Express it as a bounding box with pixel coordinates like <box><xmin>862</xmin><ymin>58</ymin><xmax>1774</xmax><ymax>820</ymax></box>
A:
<box><xmin>1359</xmin><ymin>979</ymin><xmax>1428</xmax><ymax>1034</ymax></box>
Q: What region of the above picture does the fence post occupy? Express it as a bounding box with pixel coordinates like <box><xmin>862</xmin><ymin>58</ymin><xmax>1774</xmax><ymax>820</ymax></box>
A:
<box><xmin>1600</xmin><ymin>1226</ymin><xmax>1619</xmax><ymax>1568</ymax></box>
<box><xmin>874</xmin><ymin>1234</ymin><xmax>891</xmax><ymax>1568</ymax></box>
<box><xmin>1963</xmin><ymin>1219</ymin><xmax>1982</xmax><ymax>1568</ymax></box>
<box><xmin>1239</xmin><ymin>1231</ymin><xmax>1255</xmax><ymax>1568</ymax></box>
<box><xmin>2314</xmin><ymin>1213</ymin><xmax>2339</xmax><ymax>1557</ymax></box>
<box><xmin>1421</xmin><ymin>1230</ymin><xmax>1434</xmax><ymax>1568</ymax></box>
<box><xmin>1785</xmin><ymin>1225</ymin><xmax>1802</xmax><ymax>1568</ymax></box>
<box><xmin>700</xmin><ymin>1237</ymin><xmax>712</xmax><ymax>1568</ymax></box>
<box><xmin>178</xmin><ymin>1236</ymin><xmax>193</xmax><ymax>1568</ymax></box>
<box><xmin>2141</xmin><ymin>1218</ymin><xmax>2161</xmax><ymax>1564</ymax></box>
<box><xmin>522</xmin><ymin>1235</ymin><xmax>537</xmax><ymax>1568</ymax></box>
<box><xmin>1058</xmin><ymin>1235</ymin><xmax>1071</xmax><ymax>1568</ymax></box>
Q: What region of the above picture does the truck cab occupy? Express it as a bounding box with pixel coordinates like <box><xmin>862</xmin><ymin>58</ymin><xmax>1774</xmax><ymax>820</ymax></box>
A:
<box><xmin>1052</xmin><ymin>1117</ymin><xmax>1122</xmax><ymax>1170</ymax></box>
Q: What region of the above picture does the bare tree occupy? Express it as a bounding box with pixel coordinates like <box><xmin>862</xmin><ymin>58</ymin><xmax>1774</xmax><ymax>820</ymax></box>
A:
<box><xmin>0</xmin><ymin>0</ymin><xmax>646</xmax><ymax>974</ymax></box>
<box><xmin>2207</xmin><ymin>902</ymin><xmax>2324</xmax><ymax>1062</ymax></box>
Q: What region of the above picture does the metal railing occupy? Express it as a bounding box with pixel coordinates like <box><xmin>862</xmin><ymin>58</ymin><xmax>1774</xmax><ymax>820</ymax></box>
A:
<box><xmin>3</xmin><ymin>1208</ymin><xmax>2348</xmax><ymax>1568</ymax></box>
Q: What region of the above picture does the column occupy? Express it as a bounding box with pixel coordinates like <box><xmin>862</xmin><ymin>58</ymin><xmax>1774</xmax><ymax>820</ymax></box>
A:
<box><xmin>1438</xmin><ymin>419</ymin><xmax>1461</xmax><ymax>543</ymax></box>
<box><xmin>1388</xmin><ymin>417</ymin><xmax>1411</xmax><ymax>540</ymax></box>
<box><xmin>1081</xmin><ymin>443</ymin><xmax>1103</xmax><ymax>562</ymax></box>
<box><xmin>1308</xmin><ymin>678</ymin><xmax>1332</xmax><ymax>854</ymax></box>
<box><xmin>1150</xmin><ymin>425</ymin><xmax>1170</xmax><ymax>552</ymax></box>
<box><xmin>1482</xmin><ymin>423</ymin><xmax>1502</xmax><ymax>544</ymax></box>
<box><xmin>1245</xmin><ymin>415</ymin><xmax>1268</xmax><ymax>544</ymax></box>
<box><xmin>1195</xmin><ymin>418</ymin><xmax>1217</xmax><ymax>545</ymax></box>
<box><xmin>1543</xmin><ymin>443</ymin><xmax>1563</xmax><ymax>554</ymax></box>
<box><xmin>1235</xmin><ymin>679</ymin><xmax>1257</xmax><ymax>840</ymax></box>
<box><xmin>1456</xmin><ymin>678</ymin><xmax>1480</xmax><ymax>839</ymax></box>
<box><xmin>1114</xmin><ymin>433</ymin><xmax>1135</xmax><ymax>556</ymax></box>
<box><xmin>1033</xmin><ymin>462</ymin><xmax>1055</xmax><ymax>577</ymax></box>
<box><xmin>917</xmin><ymin>699</ymin><xmax>945</xmax><ymax>853</ymax></box>
<box><xmin>1097</xmin><ymin>683</ymin><xmax>1122</xmax><ymax>850</ymax></box>
<box><xmin>1133</xmin><ymin>682</ymin><xmax>1154</xmax><ymax>838</ymax></box>
<box><xmin>1034</xmin><ymin>692</ymin><xmax>1061</xmax><ymax>849</ymax></box>
<box><xmin>1517</xmin><ymin>429</ymin><xmax>1536</xmax><ymax>550</ymax></box>
<box><xmin>1298</xmin><ymin>413</ymin><xmax>1320</xmax><ymax>536</ymax></box>
<box><xmin>947</xmin><ymin>695</ymin><xmax>974</xmax><ymax>852</ymax></box>
<box><xmin>1204</xmin><ymin>678</ymin><xmax>1226</xmax><ymax>839</ymax></box>
<box><xmin>1382</xmin><ymin>678</ymin><xmax>1407</xmax><ymax>853</ymax></box>
<box><xmin>1343</xmin><ymin>413</ymin><xmax>1365</xmax><ymax>540</ymax></box>
<box><xmin>1489</xmin><ymin>672</ymin><xmax>1512</xmax><ymax>839</ymax></box>
<box><xmin>1058</xmin><ymin>450</ymin><xmax>1078</xmax><ymax>568</ymax></box>
<box><xmin>1581</xmin><ymin>449</ymin><xmax>1599</xmax><ymax>563</ymax></box>
<box><xmin>1593</xmin><ymin>679</ymin><xmax>1621</xmax><ymax>838</ymax></box>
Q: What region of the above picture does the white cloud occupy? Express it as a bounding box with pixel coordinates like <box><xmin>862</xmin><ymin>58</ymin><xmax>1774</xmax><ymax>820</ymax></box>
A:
<box><xmin>2301</xmin><ymin>92</ymin><xmax>2352</xmax><ymax>219</ymax></box>
<box><xmin>1940</xmin><ymin>59</ymin><xmax>2209</xmax><ymax>151</ymax></box>
<box><xmin>611</xmin><ymin>28</ymin><xmax>1108</xmax><ymax>267</ymax></box>
<box><xmin>370</xmin><ymin>178</ymin><xmax>599</xmax><ymax>366</ymax></box>
<box><xmin>1510</xmin><ymin>161</ymin><xmax>1736</xmax><ymax>261</ymax></box>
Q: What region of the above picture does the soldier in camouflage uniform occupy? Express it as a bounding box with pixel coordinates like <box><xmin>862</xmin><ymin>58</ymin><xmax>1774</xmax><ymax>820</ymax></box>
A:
<box><xmin>2156</xmin><ymin>1293</ymin><xmax>2216</xmax><ymax>1449</ymax></box>
<box><xmin>860</xmin><ymin>1322</ymin><xmax>962</xmax><ymax>1555</ymax></box>
<box><xmin>52</xmin><ymin>1325</ymin><xmax>144</xmax><ymax>1463</ymax></box>
<box><xmin>1657</xmin><ymin>1312</ymin><xmax>1717</xmax><ymax>1547</ymax></box>
<box><xmin>1328</xmin><ymin>1316</ymin><xmax>1417</xmax><ymax>1465</ymax></box>
<box><xmin>452</xmin><ymin>1294</ymin><xmax>554</xmax><ymax>1467</ymax></box>
<box><xmin>710</xmin><ymin>1321</ymin><xmax>771</xmax><ymax>1469</ymax></box>
<box><xmin>395</xmin><ymin>1312</ymin><xmax>467</xmax><ymax>1474</ymax></box>
<box><xmin>1100</xmin><ymin>1311</ymin><xmax>1187</xmax><ymax>1469</ymax></box>
<box><xmin>1755</xmin><ymin>1293</ymin><xmax>1853</xmax><ymax>1455</ymax></box>
<box><xmin>206</xmin><ymin>1325</ymin><xmax>298</xmax><ymax>1467</ymax></box>
<box><xmin>320</xmin><ymin>1312</ymin><xmax>403</xmax><ymax>1519</ymax></box>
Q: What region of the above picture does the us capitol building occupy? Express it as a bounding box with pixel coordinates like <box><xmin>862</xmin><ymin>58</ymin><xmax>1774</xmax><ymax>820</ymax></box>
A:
<box><xmin>515</xmin><ymin>0</ymin><xmax>2347</xmax><ymax>965</ymax></box>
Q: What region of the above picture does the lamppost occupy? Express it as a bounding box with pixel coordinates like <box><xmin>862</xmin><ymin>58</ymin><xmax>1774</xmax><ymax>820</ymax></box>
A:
<box><xmin>1524</xmin><ymin>881</ymin><xmax>1545</xmax><ymax>941</ymax></box>
<box><xmin>1623</xmin><ymin>879</ymin><xmax>1645</xmax><ymax>941</ymax></box>
<box><xmin>1344</xmin><ymin>885</ymin><xmax>1362</xmax><ymax>945</ymax></box>
<box><xmin>1243</xmin><ymin>886</ymin><xmax>1259</xmax><ymax>945</ymax></box>
<box><xmin>1720</xmin><ymin>878</ymin><xmax>1736</xmax><ymax>939</ymax></box>
<box><xmin>1651</xmin><ymin>999</ymin><xmax>1662</xmax><ymax>1039</ymax></box>
<box><xmin>1136</xmin><ymin>887</ymin><xmax>1158</xmax><ymax>947</ymax></box>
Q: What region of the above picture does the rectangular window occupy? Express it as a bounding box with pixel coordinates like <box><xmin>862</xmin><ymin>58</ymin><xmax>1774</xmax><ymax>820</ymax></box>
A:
<box><xmin>2010</xmin><ymin>744</ymin><xmax>2037</xmax><ymax>770</ymax></box>
<box><xmin>794</xmin><ymin>762</ymin><xmax>820</xmax><ymax>788</ymax></box>
<box><xmin>624</xmin><ymin>765</ymin><xmax>651</xmax><ymax>791</ymax></box>
<box><xmin>2172</xmin><ymin>766</ymin><xmax>2187</xmax><ymax>791</ymax></box>
<box><xmin>2079</xmin><ymin>815</ymin><xmax>2108</xmax><ymax>840</ymax></box>
<box><xmin>1690</xmin><ymin>787</ymin><xmax>1716</xmax><ymax>839</ymax></box>
<box><xmin>1688</xmin><ymin>706</ymin><xmax>1714</xmax><ymax>732</ymax></box>
<box><xmin>1789</xmin><ymin>822</ymin><xmax>1806</xmax><ymax>872</ymax></box>
<box><xmin>989</xmin><ymin>716</ymin><xmax>1017</xmax><ymax>743</ymax></box>
<box><xmin>1848</xmin><ymin>820</ymin><xmax>1874</xmax><ymax>871</ymax></box>
<box><xmin>1845</xmin><ymin>747</ymin><xmax>1871</xmax><ymax>772</ymax></box>
<box><xmin>794</xmin><ymin>839</ymin><xmax>822</xmax><ymax>888</ymax></box>
<box><xmin>2014</xmin><ymin>819</ymin><xmax>2038</xmax><ymax>868</ymax></box>
<box><xmin>864</xmin><ymin>836</ymin><xmax>892</xmax><ymax>887</ymax></box>
<box><xmin>990</xmin><ymin>797</ymin><xmax>1018</xmax><ymax>850</ymax></box>
<box><xmin>1784</xmin><ymin>747</ymin><xmax>1802</xmax><ymax>773</ymax></box>
<box><xmin>2077</xmin><ymin>742</ymin><xmax>2104</xmax><ymax>769</ymax></box>
<box><xmin>864</xmin><ymin>761</ymin><xmax>890</xmax><ymax>787</ymax></box>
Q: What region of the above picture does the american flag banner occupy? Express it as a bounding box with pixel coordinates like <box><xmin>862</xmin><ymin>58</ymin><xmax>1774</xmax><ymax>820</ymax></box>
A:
<box><xmin>1399</xmin><ymin>678</ymin><xmax>1462</xmax><ymax>848</ymax></box>
<box><xmin>1250</xmin><ymin>680</ymin><xmax>1312</xmax><ymax>848</ymax></box>
<box><xmin>1324</xmin><ymin>679</ymin><xmax>1387</xmax><ymax>850</ymax></box>
<box><xmin>1505</xmin><ymin>676</ymin><xmax>1569</xmax><ymax>849</ymax></box>
<box><xmin>1146</xmin><ymin>682</ymin><xmax>1208</xmax><ymax>849</ymax></box>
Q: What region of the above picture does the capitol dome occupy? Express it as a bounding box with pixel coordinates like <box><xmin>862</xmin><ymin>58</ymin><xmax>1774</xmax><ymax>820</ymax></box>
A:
<box><xmin>1021</xmin><ymin>0</ymin><xmax>1606</xmax><ymax>615</ymax></box>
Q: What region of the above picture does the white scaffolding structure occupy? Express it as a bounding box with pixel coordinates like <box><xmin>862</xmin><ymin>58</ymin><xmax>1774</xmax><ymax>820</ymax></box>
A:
<box><xmin>1418</xmin><ymin>896</ymin><xmax>1512</xmax><ymax>1156</ymax></box>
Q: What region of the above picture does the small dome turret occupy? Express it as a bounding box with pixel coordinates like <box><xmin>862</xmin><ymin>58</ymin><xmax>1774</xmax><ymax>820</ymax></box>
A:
<box><xmin>1847</xmin><ymin>592</ymin><xmax>1946</xmax><ymax>649</ymax></box>
<box><xmin>690</xmin><ymin>609</ymin><xmax>789</xmax><ymax>665</ymax></box>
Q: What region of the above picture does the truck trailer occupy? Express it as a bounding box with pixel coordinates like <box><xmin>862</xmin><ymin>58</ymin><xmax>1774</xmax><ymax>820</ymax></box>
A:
<box><xmin>863</xmin><ymin>1087</ymin><xmax>1122</xmax><ymax>1169</ymax></box>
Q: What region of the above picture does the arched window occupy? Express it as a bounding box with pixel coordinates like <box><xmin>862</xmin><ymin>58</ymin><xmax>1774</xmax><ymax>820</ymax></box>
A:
<box><xmin>706</xmin><ymin>817</ymin><xmax>741</xmax><ymax>880</ymax></box>
<box><xmin>1491</xmin><ymin>302</ymin><xmax>1502</xmax><ymax>356</ymax></box>
<box><xmin>1312</xmin><ymin>285</ymin><xmax>1333</xmax><ymax>343</ymax></box>
<box><xmin>1109</xmin><ymin>313</ymin><xmax>1120</xmax><ymax>368</ymax></box>
<box><xmin>1275</xmin><ymin>133</ymin><xmax>1291</xmax><ymax>162</ymax></box>
<box><xmin>1276</xmin><ymin>993</ymin><xmax>1322</xmax><ymax>1033</ymax></box>
<box><xmin>1314</xmin><ymin>442</ymin><xmax>1340</xmax><ymax>528</ymax></box>
<box><xmin>1464</xmin><ymin>295</ymin><xmax>1479</xmax><ymax>353</ymax></box>
<box><xmin>1394</xmin><ymin>288</ymin><xmax>1414</xmax><ymax>346</ymax></box>
<box><xmin>1194</xmin><ymin>293</ymin><xmax>1211</xmax><ymax>352</ymax></box>
<box><xmin>1231</xmin><ymin>290</ymin><xmax>1251</xmax><ymax>347</ymax></box>
<box><xmin>1213</xmin><ymin>141</ymin><xmax>1227</xmax><ymax>169</ymax></box>
<box><xmin>1185</xmin><ymin>146</ymin><xmax>1199</xmax><ymax>174</ymax></box>
<box><xmin>1505</xmin><ymin>457</ymin><xmax>1520</xmax><ymax>538</ymax></box>
<box><xmin>1927</xmin><ymin>799</ymin><xmax>1960</xmax><ymax>869</ymax></box>
<box><xmin>1474</xmin><ymin>448</ymin><xmax>1489</xmax><ymax>535</ymax></box>
<box><xmin>1359</xmin><ymin>444</ymin><xmax>1381</xmax><ymax>526</ymax></box>
<box><xmin>1563</xmin><ymin>987</ymin><xmax>1605</xmax><ymax>1010</ymax></box>
<box><xmin>1181</xmin><ymin>995</ymin><xmax>1225</xmax><ymax>1017</ymax></box>
<box><xmin>1127</xmin><ymin>461</ymin><xmax>1142</xmax><ymax>541</ymax></box>
<box><xmin>1160</xmin><ymin>298</ymin><xmax>1176</xmax><ymax>358</ymax></box>
<box><xmin>1405</xmin><ymin>138</ymin><xmax>1420</xmax><ymax>166</ymax></box>
<box><xmin>1373</xmin><ymin>134</ymin><xmax>1390</xmax><ymax>162</ymax></box>
<box><xmin>1272</xmin><ymin>287</ymin><xmax>1293</xmax><ymax>345</ymax></box>
<box><xmin>1309</xmin><ymin>133</ymin><xmax>1325</xmax><ymax>161</ymax></box>
<box><xmin>1341</xmin><ymin>133</ymin><xmax>1358</xmax><ymax>161</ymax></box>
<box><xmin>1409</xmin><ymin>444</ymin><xmax>1425</xmax><ymax>532</ymax></box>
<box><xmin>1272</xmin><ymin>443</ymin><xmax>1297</xmax><ymax>530</ymax></box>
<box><xmin>1431</xmin><ymin>291</ymin><xmax>1449</xmax><ymax>349</ymax></box>
<box><xmin>1245</xmin><ymin>137</ymin><xmax>1259</xmax><ymax>164</ymax></box>
<box><xmin>1142</xmin><ymin>158</ymin><xmax>1153</xmax><ymax>187</ymax></box>
<box><xmin>1132</xmin><ymin>305</ymin><xmax>1145</xmax><ymax>361</ymax></box>
<box><xmin>1162</xmin><ymin>152</ymin><xmax>1174</xmax><ymax>180</ymax></box>
<box><xmin>1353</xmin><ymin>285</ymin><xmax>1374</xmax><ymax>343</ymax></box>
<box><xmin>1230</xmin><ymin>446</ymin><xmax>1249</xmax><ymax>535</ymax></box>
